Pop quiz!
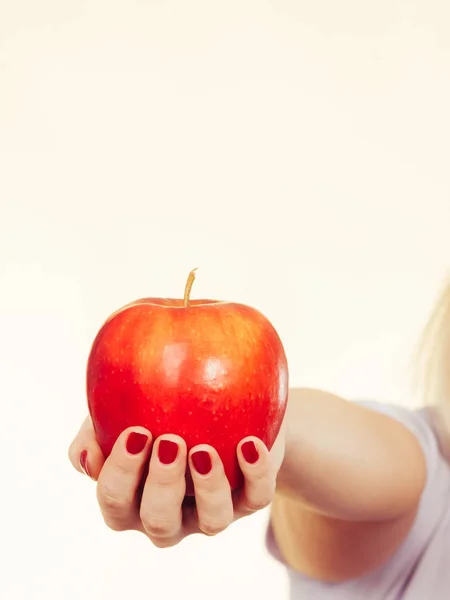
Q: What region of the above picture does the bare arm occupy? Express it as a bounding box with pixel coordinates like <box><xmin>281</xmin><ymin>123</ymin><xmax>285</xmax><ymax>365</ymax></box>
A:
<box><xmin>271</xmin><ymin>388</ymin><xmax>427</xmax><ymax>582</ymax></box>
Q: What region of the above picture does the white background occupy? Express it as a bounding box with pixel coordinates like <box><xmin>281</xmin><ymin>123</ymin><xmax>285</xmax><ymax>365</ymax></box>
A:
<box><xmin>1</xmin><ymin>1</ymin><xmax>449</xmax><ymax>599</ymax></box>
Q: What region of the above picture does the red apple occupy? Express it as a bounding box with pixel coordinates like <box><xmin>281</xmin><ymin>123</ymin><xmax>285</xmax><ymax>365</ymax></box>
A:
<box><xmin>87</xmin><ymin>270</ymin><xmax>288</xmax><ymax>492</ymax></box>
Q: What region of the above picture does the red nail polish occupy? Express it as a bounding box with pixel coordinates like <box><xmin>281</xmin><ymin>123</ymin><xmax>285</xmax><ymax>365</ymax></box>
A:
<box><xmin>158</xmin><ymin>440</ymin><xmax>179</xmax><ymax>464</ymax></box>
<box><xmin>191</xmin><ymin>450</ymin><xmax>212</xmax><ymax>475</ymax></box>
<box><xmin>80</xmin><ymin>450</ymin><xmax>91</xmax><ymax>477</ymax></box>
<box><xmin>126</xmin><ymin>432</ymin><xmax>148</xmax><ymax>455</ymax></box>
<box><xmin>241</xmin><ymin>441</ymin><xmax>259</xmax><ymax>464</ymax></box>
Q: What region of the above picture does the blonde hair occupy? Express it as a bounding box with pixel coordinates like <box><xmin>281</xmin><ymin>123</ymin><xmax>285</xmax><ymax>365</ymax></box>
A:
<box><xmin>416</xmin><ymin>278</ymin><xmax>450</xmax><ymax>454</ymax></box>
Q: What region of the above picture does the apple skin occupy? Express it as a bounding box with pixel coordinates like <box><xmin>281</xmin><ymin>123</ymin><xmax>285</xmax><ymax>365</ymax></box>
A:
<box><xmin>87</xmin><ymin>297</ymin><xmax>288</xmax><ymax>493</ymax></box>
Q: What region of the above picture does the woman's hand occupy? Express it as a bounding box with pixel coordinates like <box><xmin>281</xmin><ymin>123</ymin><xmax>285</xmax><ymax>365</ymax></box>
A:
<box><xmin>68</xmin><ymin>417</ymin><xmax>285</xmax><ymax>547</ymax></box>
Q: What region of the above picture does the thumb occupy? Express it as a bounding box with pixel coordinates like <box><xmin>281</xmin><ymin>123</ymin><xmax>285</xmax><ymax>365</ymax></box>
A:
<box><xmin>68</xmin><ymin>416</ymin><xmax>105</xmax><ymax>480</ymax></box>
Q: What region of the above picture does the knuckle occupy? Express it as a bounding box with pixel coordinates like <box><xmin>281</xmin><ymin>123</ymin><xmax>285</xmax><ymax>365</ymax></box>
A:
<box><xmin>103</xmin><ymin>516</ymin><xmax>129</xmax><ymax>532</ymax></box>
<box><xmin>250</xmin><ymin>497</ymin><xmax>272</xmax><ymax>512</ymax></box>
<box><xmin>242</xmin><ymin>476</ymin><xmax>276</xmax><ymax>514</ymax></box>
<box><xmin>143</xmin><ymin>520</ymin><xmax>169</xmax><ymax>538</ymax></box>
<box><xmin>140</xmin><ymin>512</ymin><xmax>175</xmax><ymax>539</ymax></box>
<box><xmin>111</xmin><ymin>458</ymin><xmax>137</xmax><ymax>477</ymax></box>
<box><xmin>199</xmin><ymin>519</ymin><xmax>229</xmax><ymax>537</ymax></box>
<box><xmin>150</xmin><ymin>475</ymin><xmax>175</xmax><ymax>490</ymax></box>
<box><xmin>97</xmin><ymin>485</ymin><xmax>129</xmax><ymax>514</ymax></box>
<box><xmin>244</xmin><ymin>496</ymin><xmax>273</xmax><ymax>514</ymax></box>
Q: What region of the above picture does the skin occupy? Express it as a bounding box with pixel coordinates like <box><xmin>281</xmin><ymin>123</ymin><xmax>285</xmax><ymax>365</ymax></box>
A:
<box><xmin>272</xmin><ymin>389</ymin><xmax>426</xmax><ymax>582</ymax></box>
<box><xmin>68</xmin><ymin>416</ymin><xmax>285</xmax><ymax>545</ymax></box>
<box><xmin>68</xmin><ymin>387</ymin><xmax>426</xmax><ymax>580</ymax></box>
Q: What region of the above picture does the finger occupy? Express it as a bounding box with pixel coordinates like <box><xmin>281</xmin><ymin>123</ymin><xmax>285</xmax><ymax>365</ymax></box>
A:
<box><xmin>139</xmin><ymin>435</ymin><xmax>186</xmax><ymax>545</ymax></box>
<box><xmin>189</xmin><ymin>445</ymin><xmax>234</xmax><ymax>536</ymax></box>
<box><xmin>139</xmin><ymin>435</ymin><xmax>187</xmax><ymax>547</ymax></box>
<box><xmin>234</xmin><ymin>437</ymin><xmax>275</xmax><ymax>518</ymax></box>
<box><xmin>68</xmin><ymin>416</ymin><xmax>104</xmax><ymax>480</ymax></box>
<box><xmin>97</xmin><ymin>427</ymin><xmax>152</xmax><ymax>532</ymax></box>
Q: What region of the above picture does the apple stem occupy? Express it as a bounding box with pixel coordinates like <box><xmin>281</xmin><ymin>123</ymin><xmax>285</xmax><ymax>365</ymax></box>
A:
<box><xmin>183</xmin><ymin>268</ymin><xmax>198</xmax><ymax>307</ymax></box>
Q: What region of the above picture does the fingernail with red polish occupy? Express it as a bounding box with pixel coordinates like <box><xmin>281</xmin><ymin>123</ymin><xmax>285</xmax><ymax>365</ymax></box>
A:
<box><xmin>80</xmin><ymin>450</ymin><xmax>91</xmax><ymax>477</ymax></box>
<box><xmin>191</xmin><ymin>450</ymin><xmax>212</xmax><ymax>475</ymax></box>
<box><xmin>158</xmin><ymin>440</ymin><xmax>179</xmax><ymax>464</ymax></box>
<box><xmin>126</xmin><ymin>432</ymin><xmax>148</xmax><ymax>455</ymax></box>
<box><xmin>241</xmin><ymin>441</ymin><xmax>259</xmax><ymax>464</ymax></box>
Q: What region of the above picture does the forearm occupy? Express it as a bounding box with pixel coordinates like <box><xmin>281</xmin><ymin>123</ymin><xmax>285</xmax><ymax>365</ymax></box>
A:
<box><xmin>275</xmin><ymin>388</ymin><xmax>426</xmax><ymax>522</ymax></box>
